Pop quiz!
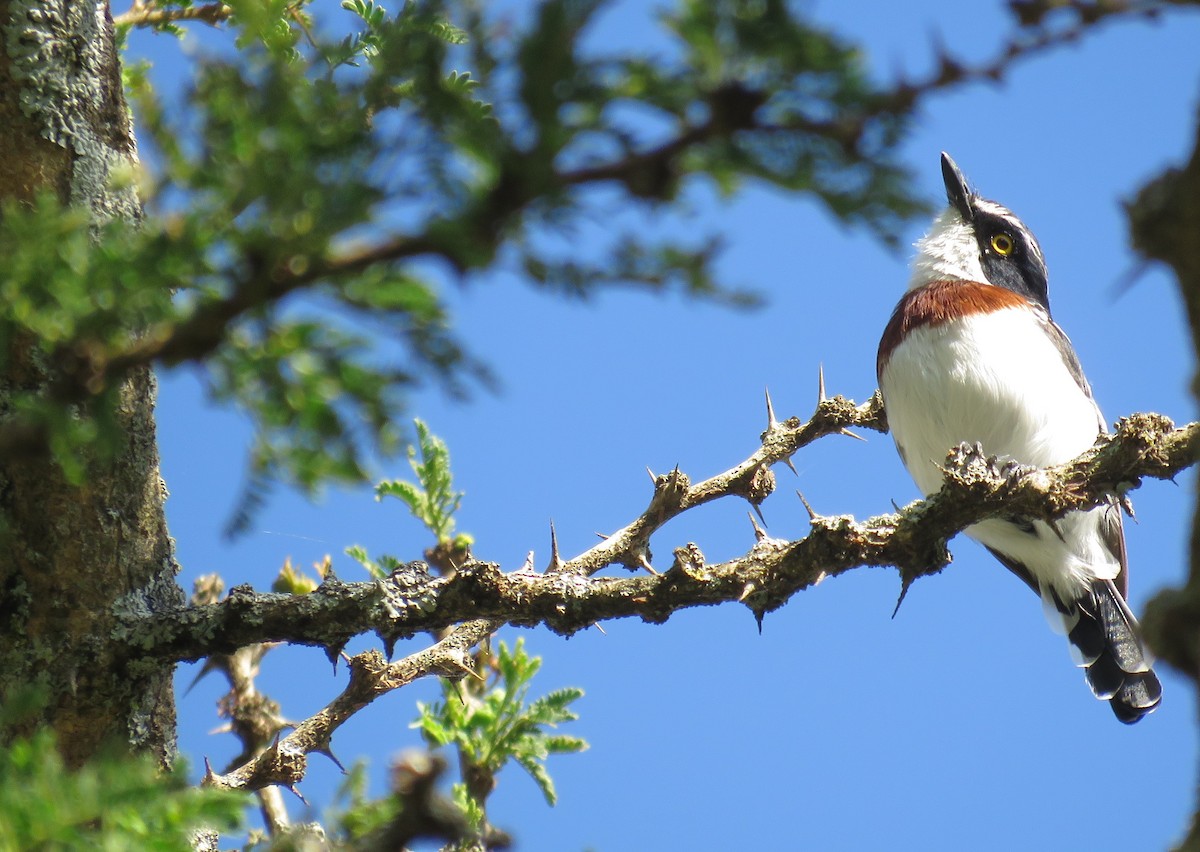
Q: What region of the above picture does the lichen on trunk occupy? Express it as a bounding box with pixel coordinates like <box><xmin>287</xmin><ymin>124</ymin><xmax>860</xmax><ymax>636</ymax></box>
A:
<box><xmin>0</xmin><ymin>0</ymin><xmax>180</xmax><ymax>767</ymax></box>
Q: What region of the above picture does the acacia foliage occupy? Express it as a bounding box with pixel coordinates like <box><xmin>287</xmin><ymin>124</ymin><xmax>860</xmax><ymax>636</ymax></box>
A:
<box><xmin>0</xmin><ymin>0</ymin><xmax>922</xmax><ymax>519</ymax></box>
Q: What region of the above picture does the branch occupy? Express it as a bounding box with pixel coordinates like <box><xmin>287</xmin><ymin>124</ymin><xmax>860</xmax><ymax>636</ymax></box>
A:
<box><xmin>75</xmin><ymin>234</ymin><xmax>450</xmax><ymax>388</ymax></box>
<box><xmin>113</xmin><ymin>1</ymin><xmax>232</xmax><ymax>29</ymax></box>
<box><xmin>119</xmin><ymin>405</ymin><xmax>1199</xmax><ymax>665</ymax></box>
<box><xmin>175</xmin><ymin>408</ymin><xmax>1195</xmax><ymax>794</ymax></box>
<box><xmin>163</xmin><ymin>405</ymin><xmax>1195</xmax><ymax>793</ymax></box>
<box><xmin>185</xmin><ymin>574</ymin><xmax>292</xmax><ymax>833</ymax></box>
<box><xmin>875</xmin><ymin>0</ymin><xmax>1184</xmax><ymax>113</ymax></box>
<box><xmin>563</xmin><ymin>384</ymin><xmax>887</xmax><ymax>576</ymax></box>
<box><xmin>0</xmin><ymin>231</ymin><xmax>452</xmax><ymax>461</ymax></box>
<box><xmin>1122</xmin><ymin>67</ymin><xmax>1200</xmax><ymax>852</ymax></box>
<box><xmin>1128</xmin><ymin>97</ymin><xmax>1200</xmax><ymax>683</ymax></box>
<box><xmin>203</xmin><ymin>619</ymin><xmax>497</xmax><ymax>792</ymax></box>
<box><xmin>18</xmin><ymin>3</ymin><xmax>1193</xmax><ymax>439</ymax></box>
<box><xmin>368</xmin><ymin>751</ymin><xmax>477</xmax><ymax>850</ymax></box>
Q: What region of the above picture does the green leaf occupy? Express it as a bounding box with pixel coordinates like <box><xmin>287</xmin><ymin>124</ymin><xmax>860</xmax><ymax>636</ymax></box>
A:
<box><xmin>272</xmin><ymin>556</ymin><xmax>320</xmax><ymax>593</ymax></box>
<box><xmin>413</xmin><ymin>705</ymin><xmax>456</xmax><ymax>747</ymax></box>
<box><xmin>450</xmin><ymin>783</ymin><xmax>485</xmax><ymax>832</ymax></box>
<box><xmin>410</xmin><ymin>638</ymin><xmax>587</xmax><ymax>819</ymax></box>
<box><xmin>93</xmin><ymin>0</ymin><xmax>929</xmax><ymax>517</ymax></box>
<box><xmin>526</xmin><ymin>687</ymin><xmax>585</xmax><ymax>725</ymax></box>
<box><xmin>514</xmin><ymin>752</ymin><xmax>558</xmax><ymax>806</ymax></box>
<box><xmin>374</xmin><ymin>480</ymin><xmax>427</xmax><ymax>516</ymax></box>
<box><xmin>542</xmin><ymin>734</ymin><xmax>588</xmax><ymax>755</ymax></box>
<box><xmin>0</xmin><ymin>694</ymin><xmax>245</xmax><ymax>849</ymax></box>
<box><xmin>374</xmin><ymin>419</ymin><xmax>465</xmax><ymax>542</ymax></box>
<box><xmin>345</xmin><ymin>544</ymin><xmax>388</xmax><ymax>579</ymax></box>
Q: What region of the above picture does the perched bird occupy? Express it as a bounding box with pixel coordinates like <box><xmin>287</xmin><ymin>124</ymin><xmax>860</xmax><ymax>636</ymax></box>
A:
<box><xmin>876</xmin><ymin>153</ymin><xmax>1161</xmax><ymax>723</ymax></box>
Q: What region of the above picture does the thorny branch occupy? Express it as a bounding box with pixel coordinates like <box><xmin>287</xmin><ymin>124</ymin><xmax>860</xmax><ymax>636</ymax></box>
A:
<box><xmin>127</xmin><ymin>404</ymin><xmax>1200</xmax><ymax>662</ymax></box>
<box><xmin>186</xmin><ymin>575</ymin><xmax>291</xmax><ymax>834</ymax></box>
<box><xmin>561</xmin><ymin>384</ymin><xmax>887</xmax><ymax>576</ymax></box>
<box><xmin>173</xmin><ymin>397</ymin><xmax>1197</xmax><ymax>792</ymax></box>
<box><xmin>119</xmin><ymin>386</ymin><xmax>887</xmax><ymax>663</ymax></box>
<box><xmin>203</xmin><ymin>619</ymin><xmax>497</xmax><ymax>792</ymax></box>
<box><xmin>132</xmin><ymin>392</ymin><xmax>1200</xmax><ymax>796</ymax></box>
<box><xmin>192</xmin><ymin>574</ymin><xmax>480</xmax><ymax>846</ymax></box>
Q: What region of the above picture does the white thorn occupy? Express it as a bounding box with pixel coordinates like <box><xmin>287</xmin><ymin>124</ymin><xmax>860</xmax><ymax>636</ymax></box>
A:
<box><xmin>548</xmin><ymin>520</ymin><xmax>562</xmax><ymax>571</ymax></box>
<box><xmin>796</xmin><ymin>489</ymin><xmax>818</xmax><ymax>521</ymax></box>
<box><xmin>747</xmin><ymin>511</ymin><xmax>767</xmax><ymax>541</ymax></box>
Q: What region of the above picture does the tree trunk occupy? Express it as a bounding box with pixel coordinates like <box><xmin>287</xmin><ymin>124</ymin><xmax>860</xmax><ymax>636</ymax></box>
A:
<box><xmin>0</xmin><ymin>0</ymin><xmax>179</xmax><ymax>767</ymax></box>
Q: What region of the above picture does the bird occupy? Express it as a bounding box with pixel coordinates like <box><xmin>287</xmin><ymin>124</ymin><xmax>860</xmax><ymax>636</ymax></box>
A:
<box><xmin>876</xmin><ymin>152</ymin><xmax>1162</xmax><ymax>723</ymax></box>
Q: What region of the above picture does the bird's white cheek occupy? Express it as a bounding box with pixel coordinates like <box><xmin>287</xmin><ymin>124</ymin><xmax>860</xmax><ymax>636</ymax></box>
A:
<box><xmin>909</xmin><ymin>210</ymin><xmax>986</xmax><ymax>289</ymax></box>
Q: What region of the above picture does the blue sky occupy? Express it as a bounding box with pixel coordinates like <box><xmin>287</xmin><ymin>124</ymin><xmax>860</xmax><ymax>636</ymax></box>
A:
<box><xmin>130</xmin><ymin>2</ymin><xmax>1200</xmax><ymax>849</ymax></box>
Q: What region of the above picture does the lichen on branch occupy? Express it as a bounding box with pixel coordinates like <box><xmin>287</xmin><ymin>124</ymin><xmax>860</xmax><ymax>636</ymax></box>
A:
<box><xmin>119</xmin><ymin>402</ymin><xmax>1198</xmax><ymax>662</ymax></box>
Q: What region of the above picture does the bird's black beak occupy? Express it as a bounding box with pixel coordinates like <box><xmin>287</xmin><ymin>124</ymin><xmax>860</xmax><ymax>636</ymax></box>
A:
<box><xmin>940</xmin><ymin>152</ymin><xmax>974</xmax><ymax>223</ymax></box>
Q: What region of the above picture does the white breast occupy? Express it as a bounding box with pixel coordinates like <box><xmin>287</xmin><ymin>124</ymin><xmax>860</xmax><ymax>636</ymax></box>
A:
<box><xmin>879</xmin><ymin>306</ymin><xmax>1118</xmax><ymax>594</ymax></box>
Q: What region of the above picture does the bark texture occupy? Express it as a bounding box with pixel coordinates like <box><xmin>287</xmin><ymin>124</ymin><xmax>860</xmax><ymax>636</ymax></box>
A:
<box><xmin>0</xmin><ymin>0</ymin><xmax>180</xmax><ymax>767</ymax></box>
<box><xmin>1129</xmin><ymin>106</ymin><xmax>1200</xmax><ymax>850</ymax></box>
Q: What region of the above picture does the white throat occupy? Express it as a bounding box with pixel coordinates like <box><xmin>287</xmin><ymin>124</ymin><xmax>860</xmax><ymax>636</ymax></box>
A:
<box><xmin>908</xmin><ymin>207</ymin><xmax>986</xmax><ymax>290</ymax></box>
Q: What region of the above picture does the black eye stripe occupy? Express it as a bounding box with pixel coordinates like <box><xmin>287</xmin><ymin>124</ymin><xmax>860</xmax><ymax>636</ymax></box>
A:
<box><xmin>973</xmin><ymin>211</ymin><xmax>1032</xmax><ymax>259</ymax></box>
<box><xmin>972</xmin><ymin>205</ymin><xmax>1051</xmax><ymax>312</ymax></box>
<box><xmin>974</xmin><ymin>204</ymin><xmax>1043</xmax><ymax>250</ymax></box>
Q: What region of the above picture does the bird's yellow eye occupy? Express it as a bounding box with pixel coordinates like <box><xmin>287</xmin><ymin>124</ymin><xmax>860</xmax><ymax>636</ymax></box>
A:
<box><xmin>990</xmin><ymin>233</ymin><xmax>1015</xmax><ymax>256</ymax></box>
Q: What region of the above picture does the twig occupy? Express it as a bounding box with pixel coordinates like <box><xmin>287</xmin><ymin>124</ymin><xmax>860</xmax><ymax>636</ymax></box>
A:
<box><xmin>560</xmin><ymin>391</ymin><xmax>887</xmax><ymax>575</ymax></box>
<box><xmin>7</xmin><ymin>1</ymin><xmax>1189</xmax><ymax>455</ymax></box>
<box><xmin>113</xmin><ymin>1</ymin><xmax>232</xmax><ymax>29</ymax></box>
<box><xmin>186</xmin><ymin>575</ymin><xmax>291</xmax><ymax>832</ymax></box>
<box><xmin>204</xmin><ymin>619</ymin><xmax>497</xmax><ymax>791</ymax></box>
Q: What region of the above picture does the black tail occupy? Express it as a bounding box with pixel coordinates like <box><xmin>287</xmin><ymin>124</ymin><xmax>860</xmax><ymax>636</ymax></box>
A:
<box><xmin>1067</xmin><ymin>579</ymin><xmax>1162</xmax><ymax>724</ymax></box>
